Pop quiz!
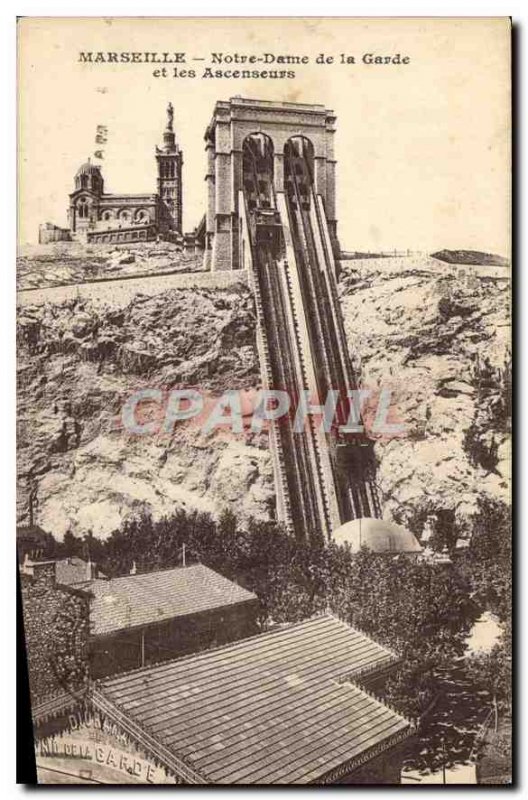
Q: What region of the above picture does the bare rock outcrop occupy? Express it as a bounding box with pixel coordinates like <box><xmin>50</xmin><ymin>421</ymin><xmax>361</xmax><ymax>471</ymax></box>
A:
<box><xmin>17</xmin><ymin>250</ymin><xmax>510</xmax><ymax>544</ymax></box>
<box><xmin>340</xmin><ymin>256</ymin><xmax>511</xmax><ymax>537</ymax></box>
<box><xmin>17</xmin><ymin>285</ymin><xmax>266</xmax><ymax>538</ymax></box>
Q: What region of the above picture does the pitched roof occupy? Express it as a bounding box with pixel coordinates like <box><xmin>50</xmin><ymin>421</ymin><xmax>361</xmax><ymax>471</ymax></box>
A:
<box><xmin>88</xmin><ymin>564</ymin><xmax>257</xmax><ymax>637</ymax></box>
<box><xmin>55</xmin><ymin>557</ymin><xmax>105</xmax><ymax>586</ymax></box>
<box><xmin>97</xmin><ymin>615</ymin><xmax>410</xmax><ymax>785</ymax></box>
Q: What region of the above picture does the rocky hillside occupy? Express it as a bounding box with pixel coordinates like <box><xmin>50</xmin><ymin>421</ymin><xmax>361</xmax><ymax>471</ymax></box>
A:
<box><xmin>17</xmin><ymin>283</ymin><xmax>274</xmax><ymax>539</ymax></box>
<box><xmin>17</xmin><ymin>249</ymin><xmax>510</xmax><ymax>542</ymax></box>
<box><xmin>340</xmin><ymin>255</ymin><xmax>510</xmax><ymax>537</ymax></box>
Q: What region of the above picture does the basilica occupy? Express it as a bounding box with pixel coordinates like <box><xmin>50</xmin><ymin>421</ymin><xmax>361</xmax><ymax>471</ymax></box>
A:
<box><xmin>46</xmin><ymin>104</ymin><xmax>184</xmax><ymax>245</ymax></box>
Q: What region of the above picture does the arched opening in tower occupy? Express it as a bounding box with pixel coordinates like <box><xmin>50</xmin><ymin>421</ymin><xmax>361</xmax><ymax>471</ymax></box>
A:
<box><xmin>242</xmin><ymin>133</ymin><xmax>275</xmax><ymax>212</ymax></box>
<box><xmin>284</xmin><ymin>136</ymin><xmax>315</xmax><ymax>212</ymax></box>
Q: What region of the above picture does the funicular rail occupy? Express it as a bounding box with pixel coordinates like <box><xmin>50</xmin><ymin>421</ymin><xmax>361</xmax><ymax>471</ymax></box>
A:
<box><xmin>312</xmin><ymin>194</ymin><xmax>383</xmax><ymax>519</ymax></box>
<box><xmin>245</xmin><ymin>205</ymin><xmax>326</xmax><ymax>542</ymax></box>
<box><xmin>241</xmin><ymin>132</ymin><xmax>381</xmax><ymax>542</ymax></box>
<box><xmin>284</xmin><ymin>148</ymin><xmax>381</xmax><ymax>522</ymax></box>
<box><xmin>245</xmin><ymin>242</ymin><xmax>293</xmax><ymax>532</ymax></box>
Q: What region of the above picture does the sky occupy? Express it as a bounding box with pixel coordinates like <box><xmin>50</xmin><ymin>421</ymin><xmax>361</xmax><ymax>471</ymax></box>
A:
<box><xmin>18</xmin><ymin>17</ymin><xmax>511</xmax><ymax>255</ymax></box>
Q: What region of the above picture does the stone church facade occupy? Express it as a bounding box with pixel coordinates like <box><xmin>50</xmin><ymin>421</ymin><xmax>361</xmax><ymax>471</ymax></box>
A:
<box><xmin>67</xmin><ymin>104</ymin><xmax>183</xmax><ymax>245</ymax></box>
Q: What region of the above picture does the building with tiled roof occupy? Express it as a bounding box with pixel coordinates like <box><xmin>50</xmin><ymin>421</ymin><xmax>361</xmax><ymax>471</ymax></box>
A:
<box><xmin>21</xmin><ymin>558</ymin><xmax>260</xmax><ymax>681</ymax></box>
<box><xmin>87</xmin><ymin>564</ymin><xmax>256</xmax><ymax>637</ymax></box>
<box><xmin>86</xmin><ymin>564</ymin><xmax>259</xmax><ymax>677</ymax></box>
<box><xmin>96</xmin><ymin>615</ymin><xmax>412</xmax><ymax>784</ymax></box>
<box><xmin>33</xmin><ymin>614</ymin><xmax>413</xmax><ymax>784</ymax></box>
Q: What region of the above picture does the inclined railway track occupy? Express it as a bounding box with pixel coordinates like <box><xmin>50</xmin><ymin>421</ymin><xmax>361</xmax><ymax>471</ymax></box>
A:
<box><xmin>242</xmin><ymin>134</ymin><xmax>381</xmax><ymax>542</ymax></box>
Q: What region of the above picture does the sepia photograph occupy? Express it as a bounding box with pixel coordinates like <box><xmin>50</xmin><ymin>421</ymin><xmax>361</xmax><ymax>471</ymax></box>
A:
<box><xmin>15</xmin><ymin>16</ymin><xmax>512</xmax><ymax>786</ymax></box>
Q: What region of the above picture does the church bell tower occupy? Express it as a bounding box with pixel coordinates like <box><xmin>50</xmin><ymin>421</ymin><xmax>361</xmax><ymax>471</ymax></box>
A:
<box><xmin>156</xmin><ymin>102</ymin><xmax>183</xmax><ymax>234</ymax></box>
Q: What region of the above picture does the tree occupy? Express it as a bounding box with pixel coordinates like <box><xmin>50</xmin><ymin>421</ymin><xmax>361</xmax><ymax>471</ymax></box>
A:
<box><xmin>458</xmin><ymin>496</ymin><xmax>511</xmax><ymax>623</ymax></box>
<box><xmin>466</xmin><ymin>623</ymin><xmax>512</xmax><ymax>714</ymax></box>
<box><xmin>50</xmin><ymin>594</ymin><xmax>90</xmax><ymax>696</ymax></box>
<box><xmin>463</xmin><ymin>352</ymin><xmax>511</xmax><ymax>472</ymax></box>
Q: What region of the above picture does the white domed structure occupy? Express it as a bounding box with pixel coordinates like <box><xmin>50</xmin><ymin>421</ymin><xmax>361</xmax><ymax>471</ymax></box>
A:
<box><xmin>332</xmin><ymin>518</ymin><xmax>422</xmax><ymax>555</ymax></box>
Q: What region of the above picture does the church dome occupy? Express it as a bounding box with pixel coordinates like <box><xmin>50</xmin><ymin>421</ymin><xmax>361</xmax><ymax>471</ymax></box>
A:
<box><xmin>74</xmin><ymin>159</ymin><xmax>104</xmax><ymax>194</ymax></box>
<box><xmin>75</xmin><ymin>159</ymin><xmax>102</xmax><ymax>176</ymax></box>
<box><xmin>332</xmin><ymin>517</ymin><xmax>422</xmax><ymax>554</ymax></box>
